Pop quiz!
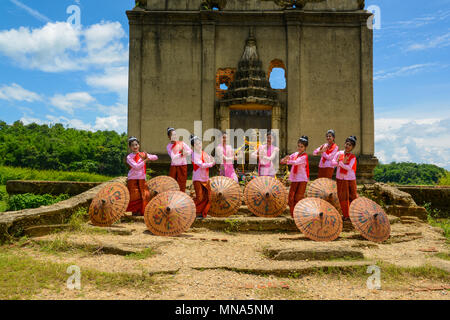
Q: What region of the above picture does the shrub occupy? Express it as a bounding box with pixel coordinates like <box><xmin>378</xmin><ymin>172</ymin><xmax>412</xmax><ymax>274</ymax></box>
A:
<box><xmin>7</xmin><ymin>193</ymin><xmax>70</xmax><ymax>211</ymax></box>
<box><xmin>0</xmin><ymin>166</ymin><xmax>112</xmax><ymax>184</ymax></box>
<box><xmin>374</xmin><ymin>162</ymin><xmax>446</xmax><ymax>185</ymax></box>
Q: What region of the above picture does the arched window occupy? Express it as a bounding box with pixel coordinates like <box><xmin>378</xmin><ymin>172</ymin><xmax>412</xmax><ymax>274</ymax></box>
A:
<box><xmin>216</xmin><ymin>68</ymin><xmax>236</xmax><ymax>98</ymax></box>
<box><xmin>268</xmin><ymin>59</ymin><xmax>287</xmax><ymax>90</ymax></box>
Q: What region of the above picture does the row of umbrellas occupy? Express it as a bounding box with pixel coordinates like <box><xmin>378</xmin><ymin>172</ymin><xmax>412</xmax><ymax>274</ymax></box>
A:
<box><xmin>89</xmin><ymin>176</ymin><xmax>390</xmax><ymax>242</ymax></box>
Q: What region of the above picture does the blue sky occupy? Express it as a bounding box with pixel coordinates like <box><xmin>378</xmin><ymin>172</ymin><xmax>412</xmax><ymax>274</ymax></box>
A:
<box><xmin>0</xmin><ymin>0</ymin><xmax>449</xmax><ymax>169</ymax></box>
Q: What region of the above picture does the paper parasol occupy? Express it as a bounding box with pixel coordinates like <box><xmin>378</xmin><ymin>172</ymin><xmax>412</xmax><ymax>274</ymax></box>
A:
<box><xmin>144</xmin><ymin>191</ymin><xmax>196</xmax><ymax>236</ymax></box>
<box><xmin>350</xmin><ymin>197</ymin><xmax>391</xmax><ymax>243</ymax></box>
<box><xmin>89</xmin><ymin>183</ymin><xmax>130</xmax><ymax>227</ymax></box>
<box><xmin>306</xmin><ymin>178</ymin><xmax>343</xmax><ymax>215</ymax></box>
<box><xmin>146</xmin><ymin>175</ymin><xmax>180</xmax><ymax>200</ymax></box>
<box><xmin>209</xmin><ymin>176</ymin><xmax>242</xmax><ymax>217</ymax></box>
<box><xmin>293</xmin><ymin>198</ymin><xmax>343</xmax><ymax>242</ymax></box>
<box><xmin>244</xmin><ymin>176</ymin><xmax>288</xmax><ymax>217</ymax></box>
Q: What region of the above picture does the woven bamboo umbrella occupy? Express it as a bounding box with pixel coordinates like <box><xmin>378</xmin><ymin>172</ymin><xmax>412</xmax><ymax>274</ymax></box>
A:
<box><xmin>209</xmin><ymin>176</ymin><xmax>242</xmax><ymax>217</ymax></box>
<box><xmin>293</xmin><ymin>198</ymin><xmax>343</xmax><ymax>242</ymax></box>
<box><xmin>89</xmin><ymin>182</ymin><xmax>130</xmax><ymax>227</ymax></box>
<box><xmin>244</xmin><ymin>176</ymin><xmax>288</xmax><ymax>217</ymax></box>
<box><xmin>350</xmin><ymin>197</ymin><xmax>391</xmax><ymax>243</ymax></box>
<box><xmin>144</xmin><ymin>191</ymin><xmax>196</xmax><ymax>236</ymax></box>
<box><xmin>306</xmin><ymin>178</ymin><xmax>343</xmax><ymax>215</ymax></box>
<box><xmin>146</xmin><ymin>175</ymin><xmax>180</xmax><ymax>200</ymax></box>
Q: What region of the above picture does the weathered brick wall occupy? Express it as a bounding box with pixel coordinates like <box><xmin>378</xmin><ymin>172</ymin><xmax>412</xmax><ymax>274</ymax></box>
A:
<box><xmin>396</xmin><ymin>186</ymin><xmax>450</xmax><ymax>214</ymax></box>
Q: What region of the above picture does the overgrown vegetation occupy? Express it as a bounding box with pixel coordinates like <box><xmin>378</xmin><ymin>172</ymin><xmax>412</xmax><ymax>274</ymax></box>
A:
<box><xmin>438</xmin><ymin>171</ymin><xmax>450</xmax><ymax>186</ymax></box>
<box><xmin>0</xmin><ymin>166</ymin><xmax>112</xmax><ymax>184</ymax></box>
<box><xmin>7</xmin><ymin>193</ymin><xmax>70</xmax><ymax>211</ymax></box>
<box><xmin>0</xmin><ymin>247</ymin><xmax>161</xmax><ymax>299</ymax></box>
<box><xmin>424</xmin><ymin>203</ymin><xmax>449</xmax><ymax>241</ymax></box>
<box><xmin>0</xmin><ymin>121</ymin><xmax>128</xmax><ymax>176</ymax></box>
<box><xmin>374</xmin><ymin>162</ymin><xmax>446</xmax><ymax>185</ymax></box>
<box><xmin>0</xmin><ymin>185</ymin><xmax>7</xmax><ymax>212</ymax></box>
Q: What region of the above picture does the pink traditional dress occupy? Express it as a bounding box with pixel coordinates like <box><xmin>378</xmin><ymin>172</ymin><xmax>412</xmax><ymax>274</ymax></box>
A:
<box><xmin>126</xmin><ymin>152</ymin><xmax>158</xmax><ymax>215</ymax></box>
<box><xmin>313</xmin><ymin>143</ymin><xmax>339</xmax><ymax>179</ymax></box>
<box><xmin>192</xmin><ymin>151</ymin><xmax>215</xmax><ymax>218</ymax></box>
<box><xmin>215</xmin><ymin>143</ymin><xmax>238</xmax><ymax>183</ymax></box>
<box><xmin>286</xmin><ymin>151</ymin><xmax>309</xmax><ymax>216</ymax></box>
<box><xmin>166</xmin><ymin>141</ymin><xmax>192</xmax><ymax>192</ymax></box>
<box><xmin>251</xmin><ymin>144</ymin><xmax>279</xmax><ymax>177</ymax></box>
<box><xmin>331</xmin><ymin>151</ymin><xmax>358</xmax><ymax>218</ymax></box>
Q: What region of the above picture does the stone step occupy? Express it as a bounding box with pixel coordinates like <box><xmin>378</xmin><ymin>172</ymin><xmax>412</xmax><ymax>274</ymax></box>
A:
<box><xmin>122</xmin><ymin>214</ymin><xmax>401</xmax><ymax>233</ymax></box>
<box><xmin>263</xmin><ymin>248</ymin><xmax>365</xmax><ymax>261</ymax></box>
<box><xmin>192</xmin><ymin>260</ymin><xmax>375</xmax><ymax>277</ymax></box>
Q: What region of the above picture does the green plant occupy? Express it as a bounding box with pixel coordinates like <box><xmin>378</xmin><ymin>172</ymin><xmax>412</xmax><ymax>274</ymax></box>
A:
<box><xmin>0</xmin><ymin>166</ymin><xmax>112</xmax><ymax>184</ymax></box>
<box><xmin>438</xmin><ymin>171</ymin><xmax>450</xmax><ymax>186</ymax></box>
<box><xmin>0</xmin><ymin>120</ymin><xmax>129</xmax><ymax>176</ymax></box>
<box><xmin>224</xmin><ymin>219</ymin><xmax>242</xmax><ymax>233</ymax></box>
<box><xmin>374</xmin><ymin>162</ymin><xmax>446</xmax><ymax>185</ymax></box>
<box><xmin>7</xmin><ymin>193</ymin><xmax>70</xmax><ymax>211</ymax></box>
<box><xmin>67</xmin><ymin>208</ymin><xmax>89</xmax><ymax>231</ymax></box>
<box><xmin>125</xmin><ymin>248</ymin><xmax>156</xmax><ymax>260</ymax></box>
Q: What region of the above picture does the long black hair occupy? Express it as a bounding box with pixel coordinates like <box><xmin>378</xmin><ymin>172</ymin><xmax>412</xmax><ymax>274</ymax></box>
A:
<box><xmin>167</xmin><ymin>127</ymin><xmax>175</xmax><ymax>138</ymax></box>
<box><xmin>298</xmin><ymin>135</ymin><xmax>309</xmax><ymax>147</ymax></box>
<box><xmin>346</xmin><ymin>135</ymin><xmax>357</xmax><ymax>147</ymax></box>
<box><xmin>326</xmin><ymin>129</ymin><xmax>335</xmax><ymax>138</ymax></box>
<box><xmin>190</xmin><ymin>134</ymin><xmax>200</xmax><ymax>147</ymax></box>
<box><xmin>128</xmin><ymin>136</ymin><xmax>139</xmax><ymax>147</ymax></box>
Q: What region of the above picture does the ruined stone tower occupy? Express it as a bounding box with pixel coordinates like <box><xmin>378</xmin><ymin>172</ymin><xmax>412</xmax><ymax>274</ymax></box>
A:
<box><xmin>127</xmin><ymin>0</ymin><xmax>378</xmax><ymax>182</ymax></box>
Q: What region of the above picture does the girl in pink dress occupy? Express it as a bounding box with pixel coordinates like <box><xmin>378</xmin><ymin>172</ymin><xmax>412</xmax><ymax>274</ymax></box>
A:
<box><xmin>313</xmin><ymin>129</ymin><xmax>339</xmax><ymax>179</ymax></box>
<box><xmin>126</xmin><ymin>137</ymin><xmax>158</xmax><ymax>216</ymax></box>
<box><xmin>166</xmin><ymin>127</ymin><xmax>192</xmax><ymax>192</ymax></box>
<box><xmin>331</xmin><ymin>136</ymin><xmax>358</xmax><ymax>221</ymax></box>
<box><xmin>251</xmin><ymin>131</ymin><xmax>279</xmax><ymax>177</ymax></box>
<box><xmin>190</xmin><ymin>135</ymin><xmax>216</xmax><ymax>219</ymax></box>
<box><xmin>215</xmin><ymin>131</ymin><xmax>238</xmax><ymax>183</ymax></box>
<box><xmin>281</xmin><ymin>136</ymin><xmax>310</xmax><ymax>217</ymax></box>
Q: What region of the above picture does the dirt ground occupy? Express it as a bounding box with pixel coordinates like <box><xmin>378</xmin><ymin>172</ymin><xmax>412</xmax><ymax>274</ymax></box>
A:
<box><xmin>5</xmin><ymin>215</ymin><xmax>449</xmax><ymax>300</ymax></box>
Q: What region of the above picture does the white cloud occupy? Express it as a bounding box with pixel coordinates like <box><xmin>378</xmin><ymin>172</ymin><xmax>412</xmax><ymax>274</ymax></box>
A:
<box><xmin>50</xmin><ymin>92</ymin><xmax>95</xmax><ymax>115</ymax></box>
<box><xmin>94</xmin><ymin>115</ymin><xmax>127</xmax><ymax>133</ymax></box>
<box><xmin>0</xmin><ymin>21</ymin><xmax>128</xmax><ymax>73</ymax></box>
<box><xmin>407</xmin><ymin>32</ymin><xmax>450</xmax><ymax>51</ymax></box>
<box><xmin>45</xmin><ymin>115</ymin><xmax>94</xmax><ymax>131</ymax></box>
<box><xmin>374</xmin><ymin>63</ymin><xmax>439</xmax><ymax>81</ymax></box>
<box><xmin>0</xmin><ymin>22</ymin><xmax>81</xmax><ymax>72</ymax></box>
<box><xmin>0</xmin><ymin>83</ymin><xmax>42</xmax><ymax>102</ymax></box>
<box><xmin>86</xmin><ymin>66</ymin><xmax>128</xmax><ymax>100</ymax></box>
<box><xmin>9</xmin><ymin>0</ymin><xmax>51</xmax><ymax>23</ymax></box>
<box><xmin>375</xmin><ymin>118</ymin><xmax>450</xmax><ymax>170</ymax></box>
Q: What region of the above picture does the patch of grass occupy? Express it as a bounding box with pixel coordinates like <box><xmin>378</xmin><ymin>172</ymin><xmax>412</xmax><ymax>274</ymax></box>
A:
<box><xmin>0</xmin><ymin>247</ymin><xmax>161</xmax><ymax>299</ymax></box>
<box><xmin>427</xmin><ymin>217</ymin><xmax>450</xmax><ymax>241</ymax></box>
<box><xmin>66</xmin><ymin>208</ymin><xmax>90</xmax><ymax>232</ymax></box>
<box><xmin>377</xmin><ymin>262</ymin><xmax>449</xmax><ymax>282</ymax></box>
<box><xmin>0</xmin><ymin>165</ymin><xmax>112</xmax><ymax>184</ymax></box>
<box><xmin>35</xmin><ymin>235</ymin><xmax>81</xmax><ymax>255</ymax></box>
<box><xmin>434</xmin><ymin>252</ymin><xmax>450</xmax><ymax>261</ymax></box>
<box><xmin>125</xmin><ymin>247</ymin><xmax>157</xmax><ymax>260</ymax></box>
<box><xmin>224</xmin><ymin>218</ymin><xmax>242</xmax><ymax>233</ymax></box>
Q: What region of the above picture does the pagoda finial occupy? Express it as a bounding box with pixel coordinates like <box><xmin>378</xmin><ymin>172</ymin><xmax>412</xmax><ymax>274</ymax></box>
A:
<box><xmin>249</xmin><ymin>27</ymin><xmax>255</xmax><ymax>39</ymax></box>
